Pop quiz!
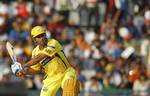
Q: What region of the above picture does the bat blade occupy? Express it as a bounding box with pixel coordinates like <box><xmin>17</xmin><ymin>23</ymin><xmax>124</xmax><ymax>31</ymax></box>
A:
<box><xmin>6</xmin><ymin>42</ymin><xmax>16</xmax><ymax>64</ymax></box>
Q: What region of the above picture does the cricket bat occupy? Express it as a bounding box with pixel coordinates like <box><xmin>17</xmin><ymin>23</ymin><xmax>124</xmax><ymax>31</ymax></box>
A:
<box><xmin>6</xmin><ymin>42</ymin><xmax>17</xmax><ymax>63</ymax></box>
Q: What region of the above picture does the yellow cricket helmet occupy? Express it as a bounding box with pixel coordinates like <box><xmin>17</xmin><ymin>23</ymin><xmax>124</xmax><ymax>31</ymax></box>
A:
<box><xmin>31</xmin><ymin>26</ymin><xmax>46</xmax><ymax>38</ymax></box>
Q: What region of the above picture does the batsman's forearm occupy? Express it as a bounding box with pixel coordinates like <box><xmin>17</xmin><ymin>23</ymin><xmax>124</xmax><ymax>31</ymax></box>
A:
<box><xmin>23</xmin><ymin>53</ymin><xmax>48</xmax><ymax>68</ymax></box>
<box><xmin>23</xmin><ymin>58</ymin><xmax>41</xmax><ymax>68</ymax></box>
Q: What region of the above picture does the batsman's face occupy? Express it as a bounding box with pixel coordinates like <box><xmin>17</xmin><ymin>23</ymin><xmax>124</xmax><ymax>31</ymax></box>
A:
<box><xmin>33</xmin><ymin>34</ymin><xmax>47</xmax><ymax>47</ymax></box>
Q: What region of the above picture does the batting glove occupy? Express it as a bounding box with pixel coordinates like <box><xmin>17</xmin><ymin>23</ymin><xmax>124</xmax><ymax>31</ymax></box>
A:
<box><xmin>11</xmin><ymin>62</ymin><xmax>23</xmax><ymax>76</ymax></box>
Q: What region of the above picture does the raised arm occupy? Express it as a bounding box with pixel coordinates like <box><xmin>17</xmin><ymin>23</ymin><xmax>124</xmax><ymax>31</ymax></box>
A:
<box><xmin>22</xmin><ymin>53</ymin><xmax>49</xmax><ymax>68</ymax></box>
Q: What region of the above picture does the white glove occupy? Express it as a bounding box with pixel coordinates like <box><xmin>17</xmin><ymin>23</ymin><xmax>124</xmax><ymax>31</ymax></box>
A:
<box><xmin>11</xmin><ymin>62</ymin><xmax>22</xmax><ymax>75</ymax></box>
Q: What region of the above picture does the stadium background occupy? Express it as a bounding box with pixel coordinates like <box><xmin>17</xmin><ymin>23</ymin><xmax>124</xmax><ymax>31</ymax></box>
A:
<box><xmin>0</xmin><ymin>0</ymin><xmax>150</xmax><ymax>96</ymax></box>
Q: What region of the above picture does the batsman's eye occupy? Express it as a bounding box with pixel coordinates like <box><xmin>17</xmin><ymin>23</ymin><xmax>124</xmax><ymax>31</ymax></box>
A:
<box><xmin>35</xmin><ymin>37</ymin><xmax>42</xmax><ymax>41</ymax></box>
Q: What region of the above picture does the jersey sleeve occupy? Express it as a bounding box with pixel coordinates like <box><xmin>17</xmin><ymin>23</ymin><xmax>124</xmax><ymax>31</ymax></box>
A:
<box><xmin>40</xmin><ymin>39</ymin><xmax>63</xmax><ymax>57</ymax></box>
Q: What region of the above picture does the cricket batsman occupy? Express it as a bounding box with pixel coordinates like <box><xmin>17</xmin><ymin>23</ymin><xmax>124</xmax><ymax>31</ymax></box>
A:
<box><xmin>11</xmin><ymin>25</ymin><xmax>80</xmax><ymax>96</ymax></box>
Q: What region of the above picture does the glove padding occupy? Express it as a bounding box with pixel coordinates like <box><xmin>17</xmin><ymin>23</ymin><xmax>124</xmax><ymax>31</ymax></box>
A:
<box><xmin>11</xmin><ymin>62</ymin><xmax>23</xmax><ymax>76</ymax></box>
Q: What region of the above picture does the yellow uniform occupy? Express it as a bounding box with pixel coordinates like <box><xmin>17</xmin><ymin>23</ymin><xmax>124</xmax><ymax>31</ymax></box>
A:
<box><xmin>31</xmin><ymin>39</ymin><xmax>77</xmax><ymax>96</ymax></box>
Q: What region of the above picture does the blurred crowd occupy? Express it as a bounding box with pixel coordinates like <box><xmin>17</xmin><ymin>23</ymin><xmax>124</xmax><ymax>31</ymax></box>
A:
<box><xmin>0</xmin><ymin>0</ymin><xmax>150</xmax><ymax>95</ymax></box>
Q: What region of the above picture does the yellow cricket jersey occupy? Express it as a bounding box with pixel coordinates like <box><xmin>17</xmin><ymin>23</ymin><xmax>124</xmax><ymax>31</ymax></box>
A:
<box><xmin>31</xmin><ymin>39</ymin><xmax>71</xmax><ymax>78</ymax></box>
